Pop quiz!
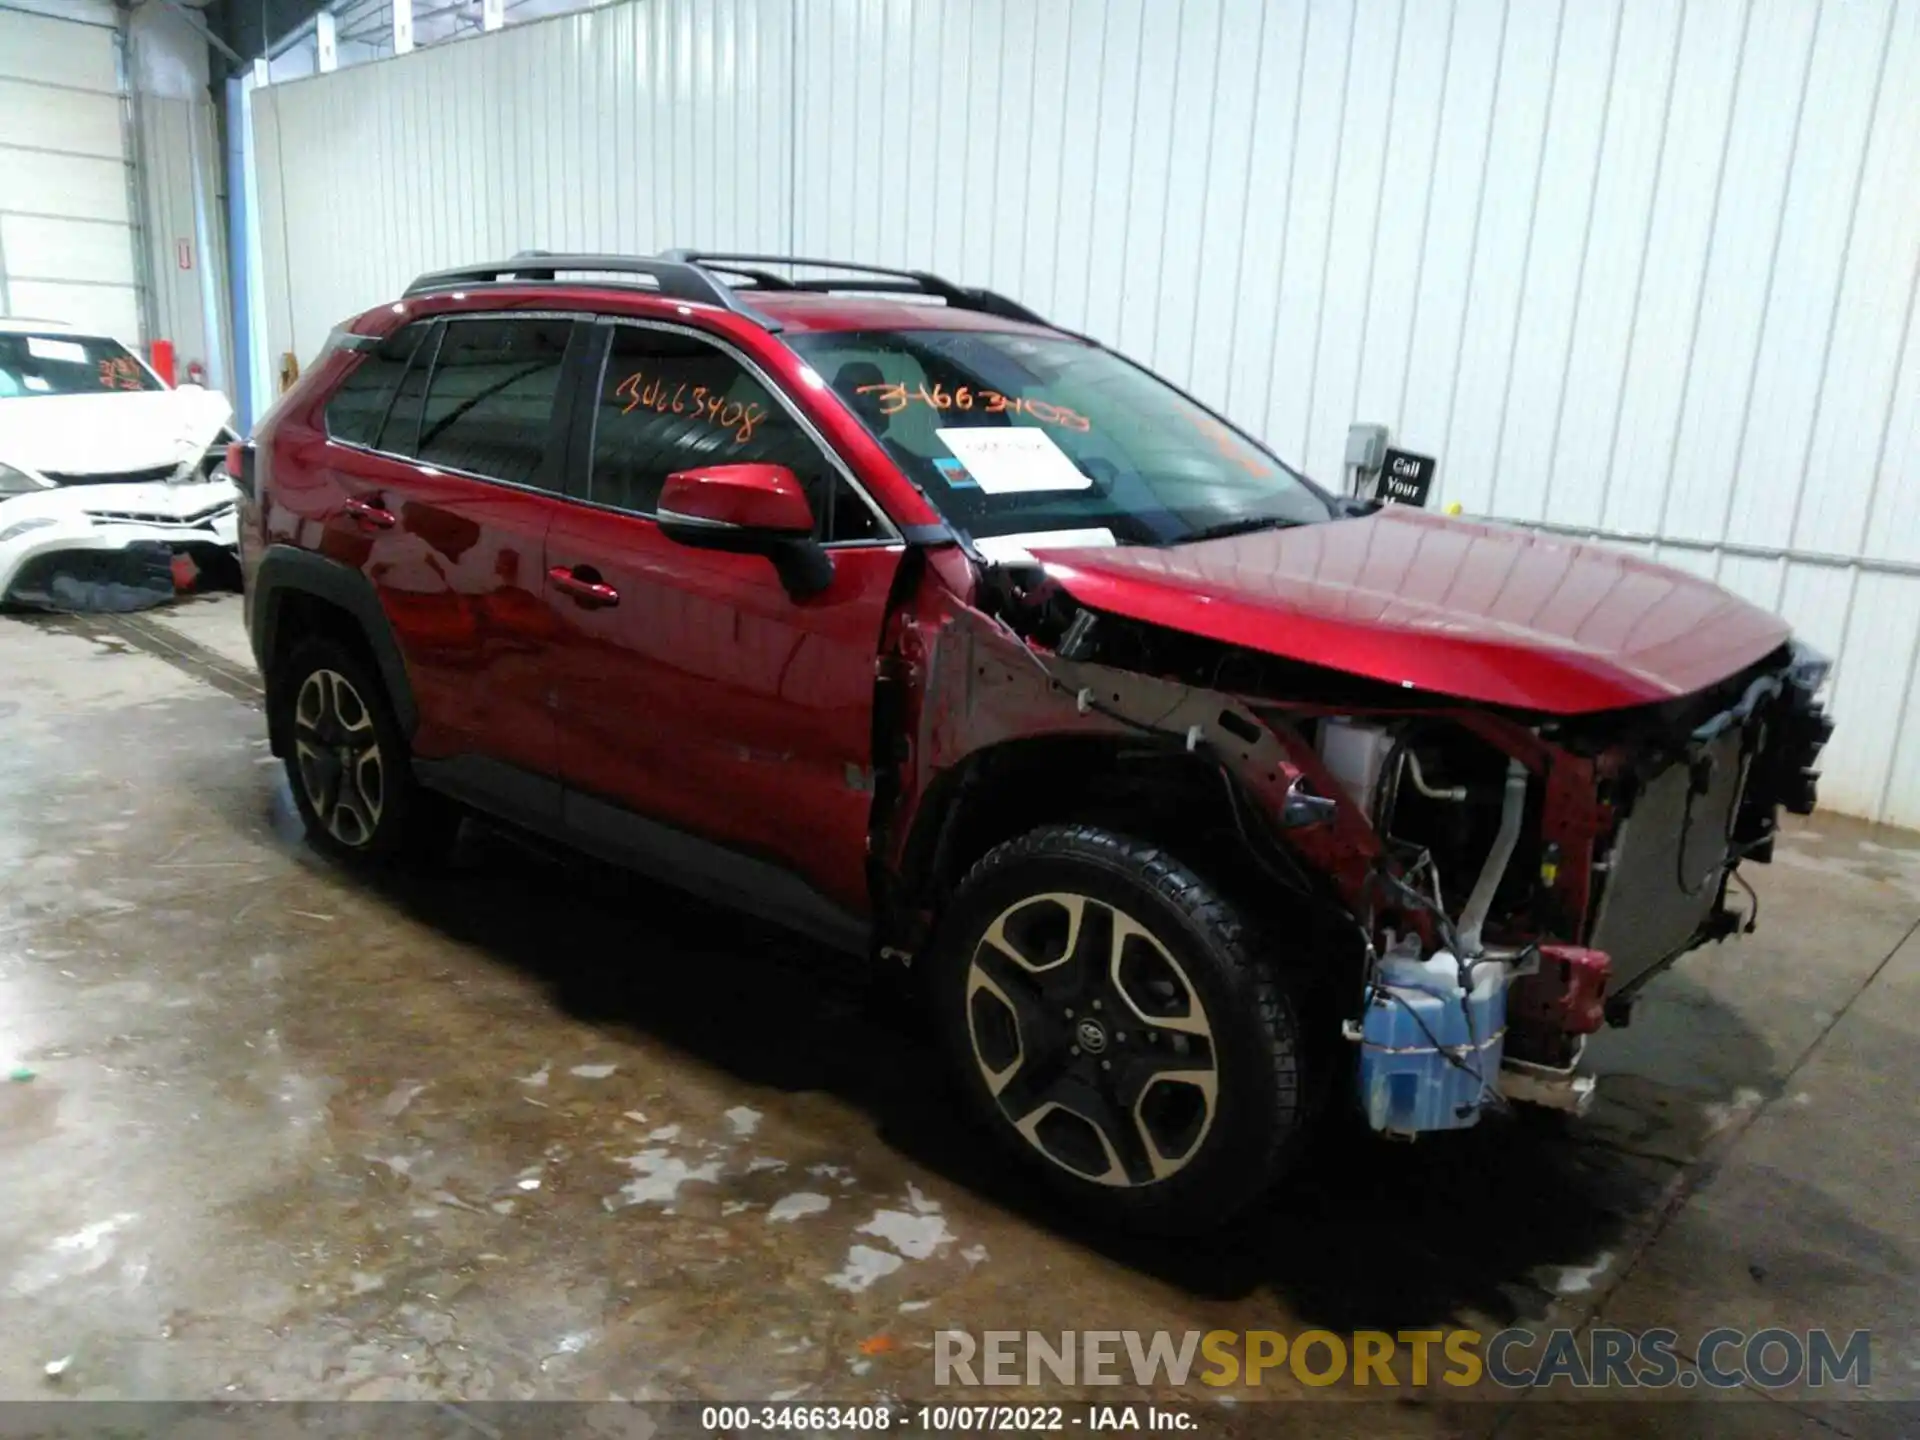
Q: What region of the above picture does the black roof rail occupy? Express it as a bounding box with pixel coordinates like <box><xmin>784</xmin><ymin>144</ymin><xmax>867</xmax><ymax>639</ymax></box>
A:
<box><xmin>402</xmin><ymin>250</ymin><xmax>1054</xmax><ymax>332</ymax></box>
<box><xmin>400</xmin><ymin>251</ymin><xmax>784</xmax><ymax>328</ymax></box>
<box><xmin>657</xmin><ymin>251</ymin><xmax>1053</xmax><ymax>327</ymax></box>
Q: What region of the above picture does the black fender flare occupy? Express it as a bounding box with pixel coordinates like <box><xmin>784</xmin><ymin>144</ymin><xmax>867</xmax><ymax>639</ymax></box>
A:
<box><xmin>249</xmin><ymin>544</ymin><xmax>418</xmax><ymax>749</ymax></box>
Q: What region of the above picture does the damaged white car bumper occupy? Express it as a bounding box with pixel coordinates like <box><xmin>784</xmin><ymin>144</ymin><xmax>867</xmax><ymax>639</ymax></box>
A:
<box><xmin>0</xmin><ymin>381</ymin><xmax>241</xmax><ymax>608</ymax></box>
<box><xmin>0</xmin><ymin>468</ymin><xmax>239</xmax><ymax>604</ymax></box>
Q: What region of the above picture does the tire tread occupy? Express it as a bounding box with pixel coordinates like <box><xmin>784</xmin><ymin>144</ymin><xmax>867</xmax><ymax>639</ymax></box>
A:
<box><xmin>273</xmin><ymin>635</ymin><xmax>458</xmax><ymax>867</ymax></box>
<box><xmin>947</xmin><ymin>822</ymin><xmax>1305</xmax><ymax>1230</ymax></box>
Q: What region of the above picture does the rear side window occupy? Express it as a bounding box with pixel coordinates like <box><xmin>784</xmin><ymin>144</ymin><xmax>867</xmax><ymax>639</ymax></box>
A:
<box><xmin>377</xmin><ymin>324</ymin><xmax>440</xmax><ymax>456</ymax></box>
<box><xmin>415</xmin><ymin>317</ymin><xmax>572</xmax><ymax>486</ymax></box>
<box><xmin>589</xmin><ymin>326</ymin><xmax>886</xmax><ymax>543</ymax></box>
<box><xmin>324</xmin><ymin>323</ymin><xmax>428</xmax><ymax>447</ymax></box>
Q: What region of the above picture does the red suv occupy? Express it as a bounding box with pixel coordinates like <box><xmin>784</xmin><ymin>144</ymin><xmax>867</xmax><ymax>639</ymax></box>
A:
<box><xmin>238</xmin><ymin>252</ymin><xmax>1830</xmax><ymax>1231</ymax></box>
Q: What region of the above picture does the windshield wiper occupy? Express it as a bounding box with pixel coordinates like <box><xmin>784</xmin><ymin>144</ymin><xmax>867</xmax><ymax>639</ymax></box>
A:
<box><xmin>1176</xmin><ymin>515</ymin><xmax>1307</xmax><ymax>546</ymax></box>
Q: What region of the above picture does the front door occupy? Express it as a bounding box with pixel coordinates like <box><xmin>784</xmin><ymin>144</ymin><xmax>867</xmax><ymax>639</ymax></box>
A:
<box><xmin>546</xmin><ymin>321</ymin><xmax>902</xmax><ymax>924</ymax></box>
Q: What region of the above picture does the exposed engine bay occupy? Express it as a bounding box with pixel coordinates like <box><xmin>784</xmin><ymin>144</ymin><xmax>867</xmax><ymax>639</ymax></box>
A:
<box><xmin>873</xmin><ymin>543</ymin><xmax>1833</xmax><ymax>1139</ymax></box>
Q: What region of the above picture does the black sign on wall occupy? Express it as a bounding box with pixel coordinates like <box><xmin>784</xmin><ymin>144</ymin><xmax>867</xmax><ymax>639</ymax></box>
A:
<box><xmin>1378</xmin><ymin>448</ymin><xmax>1436</xmax><ymax>507</ymax></box>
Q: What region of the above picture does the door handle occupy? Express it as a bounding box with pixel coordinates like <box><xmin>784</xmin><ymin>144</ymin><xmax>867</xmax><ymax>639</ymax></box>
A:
<box><xmin>344</xmin><ymin>496</ymin><xmax>396</xmax><ymax>529</ymax></box>
<box><xmin>548</xmin><ymin>565</ymin><xmax>619</xmax><ymax>608</ymax></box>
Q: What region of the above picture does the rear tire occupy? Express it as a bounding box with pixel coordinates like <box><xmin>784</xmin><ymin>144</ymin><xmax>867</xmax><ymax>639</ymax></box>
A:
<box><xmin>271</xmin><ymin>635</ymin><xmax>459</xmax><ymax>867</ymax></box>
<box><xmin>927</xmin><ymin>823</ymin><xmax>1311</xmax><ymax>1234</ymax></box>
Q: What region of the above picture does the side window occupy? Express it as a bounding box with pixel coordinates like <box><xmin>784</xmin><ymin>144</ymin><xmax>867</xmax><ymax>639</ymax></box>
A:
<box><xmin>590</xmin><ymin>327</ymin><xmax>886</xmax><ymax>543</ymax></box>
<box><xmin>376</xmin><ymin>322</ymin><xmax>440</xmax><ymax>456</ymax></box>
<box><xmin>324</xmin><ymin>322</ymin><xmax>428</xmax><ymax>447</ymax></box>
<box><xmin>415</xmin><ymin>317</ymin><xmax>573</xmax><ymax>486</ymax></box>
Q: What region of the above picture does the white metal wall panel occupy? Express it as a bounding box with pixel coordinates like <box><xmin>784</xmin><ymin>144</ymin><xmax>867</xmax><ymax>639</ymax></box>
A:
<box><xmin>0</xmin><ymin>6</ymin><xmax>115</xmax><ymax>87</ymax></box>
<box><xmin>0</xmin><ymin>149</ymin><xmax>126</xmax><ymax>224</ymax></box>
<box><xmin>254</xmin><ymin>0</ymin><xmax>1920</xmax><ymax>823</ymax></box>
<box><xmin>256</xmin><ymin>0</ymin><xmax>792</xmax><ymax>367</ymax></box>
<box><xmin>0</xmin><ymin>7</ymin><xmax>139</xmax><ymax>339</ymax></box>
<box><xmin>250</xmin><ymin>90</ymin><xmax>296</xmax><ymax>389</ymax></box>
<box><xmin>0</xmin><ymin>75</ymin><xmax>123</xmax><ymax>154</ymax></box>
<box><xmin>139</xmin><ymin>95</ymin><xmax>229</xmax><ymax>385</ymax></box>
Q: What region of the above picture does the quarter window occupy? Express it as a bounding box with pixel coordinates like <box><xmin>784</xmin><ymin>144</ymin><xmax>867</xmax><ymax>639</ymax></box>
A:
<box><xmin>589</xmin><ymin>327</ymin><xmax>886</xmax><ymax>543</ymax></box>
<box><xmin>323</xmin><ymin>322</ymin><xmax>428</xmax><ymax>447</ymax></box>
<box><xmin>376</xmin><ymin>323</ymin><xmax>439</xmax><ymax>456</ymax></box>
<box><xmin>415</xmin><ymin>317</ymin><xmax>573</xmax><ymax>486</ymax></box>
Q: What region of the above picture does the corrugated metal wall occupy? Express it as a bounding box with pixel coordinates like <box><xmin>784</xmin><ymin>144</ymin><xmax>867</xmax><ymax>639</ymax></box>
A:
<box><xmin>253</xmin><ymin>0</ymin><xmax>1920</xmax><ymax>823</ymax></box>
<box><xmin>252</xmin><ymin>0</ymin><xmax>794</xmax><ymax>373</ymax></box>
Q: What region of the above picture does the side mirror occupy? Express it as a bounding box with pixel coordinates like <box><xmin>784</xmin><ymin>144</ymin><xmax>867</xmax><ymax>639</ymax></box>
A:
<box><xmin>656</xmin><ymin>463</ymin><xmax>833</xmax><ymax>599</ymax></box>
<box><xmin>659</xmin><ymin>463</ymin><xmax>813</xmax><ymax>537</ymax></box>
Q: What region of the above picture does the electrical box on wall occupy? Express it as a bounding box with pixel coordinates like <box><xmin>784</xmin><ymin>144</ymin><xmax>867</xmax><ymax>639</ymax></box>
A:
<box><xmin>1345</xmin><ymin>423</ymin><xmax>1389</xmax><ymax>474</ymax></box>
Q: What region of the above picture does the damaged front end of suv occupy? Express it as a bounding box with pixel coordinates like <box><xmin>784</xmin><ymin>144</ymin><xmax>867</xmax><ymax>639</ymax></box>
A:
<box><xmin>871</xmin><ymin>512</ymin><xmax>1832</xmax><ymax>1144</ymax></box>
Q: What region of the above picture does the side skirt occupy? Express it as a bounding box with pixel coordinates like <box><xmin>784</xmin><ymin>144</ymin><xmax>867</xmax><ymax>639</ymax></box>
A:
<box><xmin>414</xmin><ymin>755</ymin><xmax>871</xmax><ymax>958</ymax></box>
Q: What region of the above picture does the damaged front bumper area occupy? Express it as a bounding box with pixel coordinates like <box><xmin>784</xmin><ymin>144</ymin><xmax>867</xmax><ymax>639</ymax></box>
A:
<box><xmin>878</xmin><ymin>560</ymin><xmax>1831</xmax><ymax>1141</ymax></box>
<box><xmin>0</xmin><ymin>455</ymin><xmax>240</xmax><ymax>613</ymax></box>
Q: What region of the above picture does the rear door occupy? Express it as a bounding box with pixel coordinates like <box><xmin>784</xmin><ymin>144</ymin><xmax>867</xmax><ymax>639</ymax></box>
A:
<box><xmin>318</xmin><ymin>313</ymin><xmax>583</xmax><ymax>806</ymax></box>
<box><xmin>545</xmin><ymin>319</ymin><xmax>902</xmax><ymax>923</ymax></box>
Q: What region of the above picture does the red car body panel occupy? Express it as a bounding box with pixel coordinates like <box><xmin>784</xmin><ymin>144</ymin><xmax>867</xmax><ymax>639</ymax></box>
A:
<box><xmin>1033</xmin><ymin>505</ymin><xmax>1793</xmax><ymax>714</ymax></box>
<box><xmin>258</xmin><ymin>368</ymin><xmax>565</xmax><ymax>775</ymax></box>
<box><xmin>545</xmin><ymin>503</ymin><xmax>900</xmax><ymax>913</ymax></box>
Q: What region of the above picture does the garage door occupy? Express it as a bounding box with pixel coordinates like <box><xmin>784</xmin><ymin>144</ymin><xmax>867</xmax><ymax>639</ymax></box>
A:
<box><xmin>0</xmin><ymin>7</ymin><xmax>141</xmax><ymax>341</ymax></box>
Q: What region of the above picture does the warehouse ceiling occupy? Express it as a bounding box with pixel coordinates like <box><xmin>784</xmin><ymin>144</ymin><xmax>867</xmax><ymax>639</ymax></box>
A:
<box><xmin>203</xmin><ymin>0</ymin><xmax>314</xmax><ymax>70</ymax></box>
<box><xmin>204</xmin><ymin>0</ymin><xmax>498</xmax><ymax>73</ymax></box>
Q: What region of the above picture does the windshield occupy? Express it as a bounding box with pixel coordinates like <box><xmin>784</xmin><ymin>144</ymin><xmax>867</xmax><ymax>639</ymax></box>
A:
<box><xmin>788</xmin><ymin>329</ymin><xmax>1331</xmax><ymax>548</ymax></box>
<box><xmin>0</xmin><ymin>333</ymin><xmax>162</xmax><ymax>399</ymax></box>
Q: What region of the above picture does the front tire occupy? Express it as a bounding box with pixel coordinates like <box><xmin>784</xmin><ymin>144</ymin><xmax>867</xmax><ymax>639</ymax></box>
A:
<box><xmin>929</xmin><ymin>824</ymin><xmax>1310</xmax><ymax>1233</ymax></box>
<box><xmin>272</xmin><ymin>636</ymin><xmax>458</xmax><ymax>866</ymax></box>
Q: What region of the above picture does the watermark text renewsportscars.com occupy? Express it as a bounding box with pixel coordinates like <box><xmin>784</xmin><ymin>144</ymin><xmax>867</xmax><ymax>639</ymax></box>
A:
<box><xmin>933</xmin><ymin>1327</ymin><xmax>1872</xmax><ymax>1391</ymax></box>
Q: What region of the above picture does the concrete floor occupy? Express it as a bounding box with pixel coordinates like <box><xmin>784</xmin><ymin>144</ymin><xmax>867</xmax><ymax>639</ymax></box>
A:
<box><xmin>2</xmin><ymin>592</ymin><xmax>1915</xmax><ymax>1435</ymax></box>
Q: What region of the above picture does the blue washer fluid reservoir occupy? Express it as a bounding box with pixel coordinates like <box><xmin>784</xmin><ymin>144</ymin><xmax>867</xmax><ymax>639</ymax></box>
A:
<box><xmin>1359</xmin><ymin>948</ymin><xmax>1509</xmax><ymax>1137</ymax></box>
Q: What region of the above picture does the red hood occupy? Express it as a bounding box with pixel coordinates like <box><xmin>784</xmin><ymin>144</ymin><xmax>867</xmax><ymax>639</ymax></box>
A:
<box><xmin>1032</xmin><ymin>507</ymin><xmax>1792</xmax><ymax>715</ymax></box>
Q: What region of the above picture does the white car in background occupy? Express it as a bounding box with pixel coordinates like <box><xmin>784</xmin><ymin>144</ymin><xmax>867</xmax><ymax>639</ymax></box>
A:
<box><xmin>0</xmin><ymin>318</ymin><xmax>240</xmax><ymax>610</ymax></box>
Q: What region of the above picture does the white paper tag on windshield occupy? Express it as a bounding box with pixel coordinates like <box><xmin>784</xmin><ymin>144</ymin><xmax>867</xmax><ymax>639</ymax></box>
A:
<box><xmin>936</xmin><ymin>426</ymin><xmax>1091</xmax><ymax>494</ymax></box>
<box><xmin>25</xmin><ymin>336</ymin><xmax>87</xmax><ymax>365</ymax></box>
<box><xmin>973</xmin><ymin>527</ymin><xmax>1117</xmax><ymax>565</ymax></box>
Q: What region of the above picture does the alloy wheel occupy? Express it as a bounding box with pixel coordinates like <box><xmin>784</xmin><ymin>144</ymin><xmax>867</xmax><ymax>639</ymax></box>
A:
<box><xmin>965</xmin><ymin>892</ymin><xmax>1219</xmax><ymax>1187</ymax></box>
<box><xmin>292</xmin><ymin>668</ymin><xmax>385</xmax><ymax>848</ymax></box>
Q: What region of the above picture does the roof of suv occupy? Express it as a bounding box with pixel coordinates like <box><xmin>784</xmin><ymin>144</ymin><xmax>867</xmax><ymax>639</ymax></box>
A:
<box><xmin>704</xmin><ymin>291</ymin><xmax>1060</xmax><ymax>336</ymax></box>
<box><xmin>396</xmin><ymin>252</ymin><xmax>1069</xmax><ymax>340</ymax></box>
